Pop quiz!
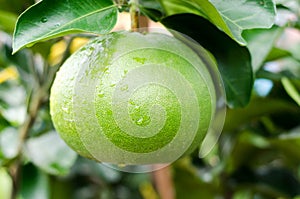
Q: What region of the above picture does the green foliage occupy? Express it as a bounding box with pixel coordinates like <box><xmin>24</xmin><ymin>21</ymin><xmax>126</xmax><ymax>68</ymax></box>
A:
<box><xmin>12</xmin><ymin>0</ymin><xmax>118</xmax><ymax>53</ymax></box>
<box><xmin>0</xmin><ymin>0</ymin><xmax>300</xmax><ymax>198</ymax></box>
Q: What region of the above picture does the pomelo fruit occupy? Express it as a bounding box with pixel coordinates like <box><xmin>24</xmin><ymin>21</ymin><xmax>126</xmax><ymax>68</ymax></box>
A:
<box><xmin>50</xmin><ymin>30</ymin><xmax>216</xmax><ymax>165</ymax></box>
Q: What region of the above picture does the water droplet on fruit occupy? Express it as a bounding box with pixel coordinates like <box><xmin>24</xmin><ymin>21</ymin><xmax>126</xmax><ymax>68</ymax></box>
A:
<box><xmin>129</xmin><ymin>99</ymin><xmax>135</xmax><ymax>105</ymax></box>
<box><xmin>133</xmin><ymin>57</ymin><xmax>146</xmax><ymax>64</ymax></box>
<box><xmin>135</xmin><ymin>116</ymin><xmax>151</xmax><ymax>126</ymax></box>
<box><xmin>134</xmin><ymin>105</ymin><xmax>140</xmax><ymax>111</ymax></box>
<box><xmin>136</xmin><ymin>118</ymin><xmax>144</xmax><ymax>125</ymax></box>
<box><xmin>98</xmin><ymin>91</ymin><xmax>104</xmax><ymax>98</ymax></box>
<box><xmin>41</xmin><ymin>17</ymin><xmax>48</xmax><ymax>23</ymax></box>
<box><xmin>106</xmin><ymin>110</ymin><xmax>112</xmax><ymax>116</ymax></box>
<box><xmin>102</xmin><ymin>67</ymin><xmax>109</xmax><ymax>73</ymax></box>
<box><xmin>62</xmin><ymin>106</ymin><xmax>68</xmax><ymax>112</ymax></box>
<box><xmin>121</xmin><ymin>69</ymin><xmax>128</xmax><ymax>78</ymax></box>
<box><xmin>120</xmin><ymin>85</ymin><xmax>128</xmax><ymax>91</ymax></box>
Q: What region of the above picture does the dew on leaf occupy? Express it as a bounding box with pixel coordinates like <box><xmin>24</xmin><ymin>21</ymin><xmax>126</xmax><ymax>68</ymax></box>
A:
<box><xmin>41</xmin><ymin>17</ymin><xmax>48</xmax><ymax>23</ymax></box>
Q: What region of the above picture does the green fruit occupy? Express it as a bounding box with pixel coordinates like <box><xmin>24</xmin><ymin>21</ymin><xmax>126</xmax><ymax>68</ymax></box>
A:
<box><xmin>50</xmin><ymin>31</ymin><xmax>216</xmax><ymax>165</ymax></box>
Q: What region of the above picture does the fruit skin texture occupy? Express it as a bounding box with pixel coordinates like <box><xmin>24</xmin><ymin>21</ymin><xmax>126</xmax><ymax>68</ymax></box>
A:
<box><xmin>50</xmin><ymin>31</ymin><xmax>216</xmax><ymax>165</ymax></box>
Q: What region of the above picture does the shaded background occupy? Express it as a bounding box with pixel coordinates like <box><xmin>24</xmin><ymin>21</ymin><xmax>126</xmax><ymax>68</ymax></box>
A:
<box><xmin>1</xmin><ymin>0</ymin><xmax>300</xmax><ymax>198</ymax></box>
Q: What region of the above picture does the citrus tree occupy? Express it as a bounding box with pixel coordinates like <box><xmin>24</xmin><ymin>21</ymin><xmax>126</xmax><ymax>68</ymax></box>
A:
<box><xmin>1</xmin><ymin>0</ymin><xmax>300</xmax><ymax>198</ymax></box>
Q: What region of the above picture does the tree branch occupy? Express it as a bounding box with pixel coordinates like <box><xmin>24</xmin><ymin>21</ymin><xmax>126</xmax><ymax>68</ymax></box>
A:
<box><xmin>152</xmin><ymin>165</ymin><xmax>175</xmax><ymax>199</ymax></box>
<box><xmin>129</xmin><ymin>0</ymin><xmax>139</xmax><ymax>31</ymax></box>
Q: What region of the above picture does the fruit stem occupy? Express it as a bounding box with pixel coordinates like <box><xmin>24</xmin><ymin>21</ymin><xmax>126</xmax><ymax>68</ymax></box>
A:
<box><xmin>129</xmin><ymin>0</ymin><xmax>139</xmax><ymax>31</ymax></box>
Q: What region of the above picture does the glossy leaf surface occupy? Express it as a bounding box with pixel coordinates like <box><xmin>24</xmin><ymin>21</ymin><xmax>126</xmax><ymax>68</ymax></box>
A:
<box><xmin>13</xmin><ymin>0</ymin><xmax>118</xmax><ymax>53</ymax></box>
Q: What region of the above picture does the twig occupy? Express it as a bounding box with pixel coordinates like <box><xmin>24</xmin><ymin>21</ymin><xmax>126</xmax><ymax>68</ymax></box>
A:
<box><xmin>129</xmin><ymin>0</ymin><xmax>139</xmax><ymax>31</ymax></box>
<box><xmin>9</xmin><ymin>37</ymin><xmax>73</xmax><ymax>199</ymax></box>
<box><xmin>10</xmin><ymin>88</ymin><xmax>45</xmax><ymax>199</ymax></box>
<box><xmin>152</xmin><ymin>165</ymin><xmax>175</xmax><ymax>199</ymax></box>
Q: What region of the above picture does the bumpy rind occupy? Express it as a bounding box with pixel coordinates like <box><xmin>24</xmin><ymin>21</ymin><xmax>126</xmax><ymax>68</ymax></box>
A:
<box><xmin>50</xmin><ymin>31</ymin><xmax>216</xmax><ymax>164</ymax></box>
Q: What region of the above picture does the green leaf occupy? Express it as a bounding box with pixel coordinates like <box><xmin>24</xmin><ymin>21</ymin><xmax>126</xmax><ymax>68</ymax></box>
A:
<box><xmin>223</xmin><ymin>130</ymin><xmax>271</xmax><ymax>173</ymax></box>
<box><xmin>0</xmin><ymin>113</ymin><xmax>10</xmax><ymax>132</ymax></box>
<box><xmin>139</xmin><ymin>0</ymin><xmax>165</xmax><ymax>21</ymax></box>
<box><xmin>270</xmin><ymin>126</ymin><xmax>300</xmax><ymax>166</ymax></box>
<box><xmin>139</xmin><ymin>6</ymin><xmax>164</xmax><ymax>22</ymax></box>
<box><xmin>224</xmin><ymin>97</ymin><xmax>300</xmax><ymax>132</ymax></box>
<box><xmin>0</xmin><ymin>168</ymin><xmax>12</xmax><ymax>199</ymax></box>
<box><xmin>158</xmin><ymin>0</ymin><xmax>234</xmax><ymax>42</ymax></box>
<box><xmin>20</xmin><ymin>163</ymin><xmax>49</xmax><ymax>199</ymax></box>
<box><xmin>158</xmin><ymin>0</ymin><xmax>276</xmax><ymax>45</ymax></box>
<box><xmin>243</xmin><ymin>26</ymin><xmax>283</xmax><ymax>72</ymax></box>
<box><xmin>25</xmin><ymin>131</ymin><xmax>77</xmax><ymax>176</ymax></box>
<box><xmin>162</xmin><ymin>14</ymin><xmax>253</xmax><ymax>107</ymax></box>
<box><xmin>282</xmin><ymin>78</ymin><xmax>300</xmax><ymax>106</ymax></box>
<box><xmin>0</xmin><ymin>127</ymin><xmax>19</xmax><ymax>160</ymax></box>
<box><xmin>265</xmin><ymin>47</ymin><xmax>291</xmax><ymax>62</ymax></box>
<box><xmin>0</xmin><ymin>10</ymin><xmax>17</xmax><ymax>33</ymax></box>
<box><xmin>174</xmin><ymin>158</ymin><xmax>218</xmax><ymax>198</ymax></box>
<box><xmin>210</xmin><ymin>0</ymin><xmax>276</xmax><ymax>44</ymax></box>
<box><xmin>13</xmin><ymin>0</ymin><xmax>118</xmax><ymax>53</ymax></box>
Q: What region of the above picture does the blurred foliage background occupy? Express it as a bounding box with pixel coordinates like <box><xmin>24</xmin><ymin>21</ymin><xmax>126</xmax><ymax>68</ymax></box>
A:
<box><xmin>1</xmin><ymin>0</ymin><xmax>300</xmax><ymax>199</ymax></box>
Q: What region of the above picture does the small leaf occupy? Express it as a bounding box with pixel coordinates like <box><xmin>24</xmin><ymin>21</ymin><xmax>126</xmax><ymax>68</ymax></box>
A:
<box><xmin>139</xmin><ymin>0</ymin><xmax>165</xmax><ymax>21</ymax></box>
<box><xmin>158</xmin><ymin>0</ymin><xmax>234</xmax><ymax>41</ymax></box>
<box><xmin>210</xmin><ymin>0</ymin><xmax>276</xmax><ymax>44</ymax></box>
<box><xmin>159</xmin><ymin>0</ymin><xmax>276</xmax><ymax>45</ymax></box>
<box><xmin>224</xmin><ymin>97</ymin><xmax>300</xmax><ymax>132</ymax></box>
<box><xmin>0</xmin><ymin>113</ymin><xmax>10</xmax><ymax>132</ymax></box>
<box><xmin>173</xmin><ymin>158</ymin><xmax>218</xmax><ymax>198</ymax></box>
<box><xmin>270</xmin><ymin>126</ymin><xmax>300</xmax><ymax>165</ymax></box>
<box><xmin>20</xmin><ymin>164</ymin><xmax>49</xmax><ymax>199</ymax></box>
<box><xmin>223</xmin><ymin>129</ymin><xmax>271</xmax><ymax>173</ymax></box>
<box><xmin>25</xmin><ymin>131</ymin><xmax>77</xmax><ymax>176</ymax></box>
<box><xmin>0</xmin><ymin>168</ymin><xmax>12</xmax><ymax>199</ymax></box>
<box><xmin>282</xmin><ymin>78</ymin><xmax>300</xmax><ymax>106</ymax></box>
<box><xmin>13</xmin><ymin>0</ymin><xmax>118</xmax><ymax>53</ymax></box>
<box><xmin>243</xmin><ymin>26</ymin><xmax>283</xmax><ymax>71</ymax></box>
<box><xmin>0</xmin><ymin>127</ymin><xmax>19</xmax><ymax>160</ymax></box>
<box><xmin>139</xmin><ymin>6</ymin><xmax>163</xmax><ymax>22</ymax></box>
<box><xmin>265</xmin><ymin>47</ymin><xmax>291</xmax><ymax>62</ymax></box>
<box><xmin>162</xmin><ymin>14</ymin><xmax>253</xmax><ymax>107</ymax></box>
